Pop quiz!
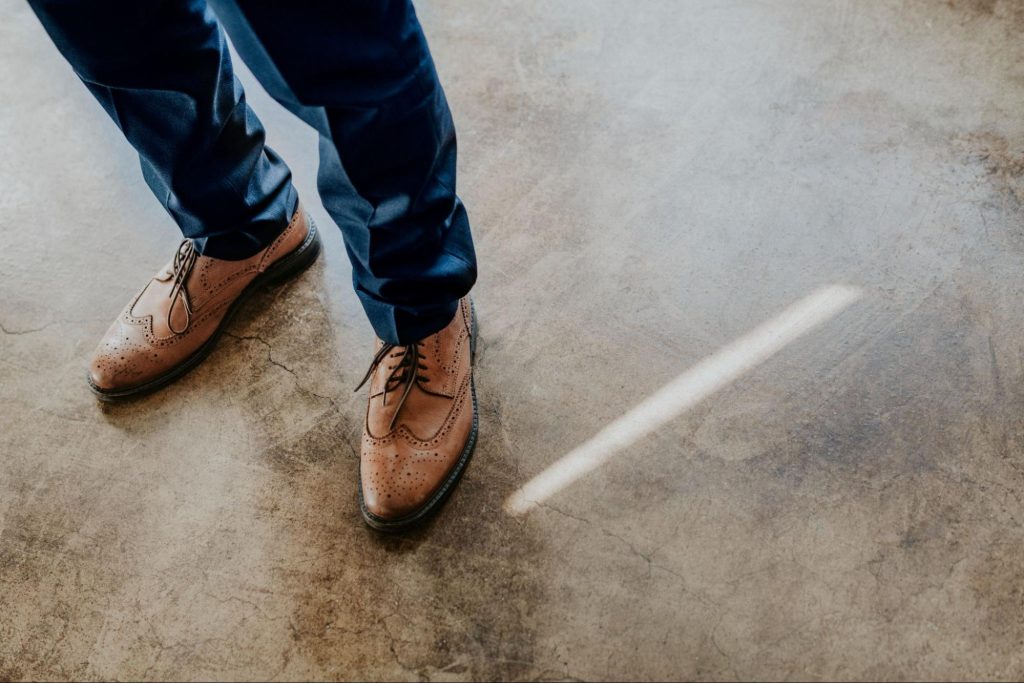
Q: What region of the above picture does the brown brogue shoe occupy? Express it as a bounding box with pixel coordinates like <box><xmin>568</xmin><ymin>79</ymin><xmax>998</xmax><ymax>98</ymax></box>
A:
<box><xmin>87</xmin><ymin>205</ymin><xmax>321</xmax><ymax>400</ymax></box>
<box><xmin>356</xmin><ymin>297</ymin><xmax>477</xmax><ymax>531</ymax></box>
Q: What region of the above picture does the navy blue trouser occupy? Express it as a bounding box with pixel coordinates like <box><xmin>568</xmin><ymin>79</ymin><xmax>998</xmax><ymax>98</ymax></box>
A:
<box><xmin>28</xmin><ymin>0</ymin><xmax>476</xmax><ymax>345</ymax></box>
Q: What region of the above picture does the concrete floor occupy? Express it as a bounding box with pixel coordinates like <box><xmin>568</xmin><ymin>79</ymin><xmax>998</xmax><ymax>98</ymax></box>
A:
<box><xmin>2</xmin><ymin>0</ymin><xmax>1024</xmax><ymax>680</ymax></box>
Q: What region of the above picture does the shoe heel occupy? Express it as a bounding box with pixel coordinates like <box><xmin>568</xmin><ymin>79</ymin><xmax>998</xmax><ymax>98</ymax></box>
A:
<box><xmin>264</xmin><ymin>215</ymin><xmax>322</xmax><ymax>287</ymax></box>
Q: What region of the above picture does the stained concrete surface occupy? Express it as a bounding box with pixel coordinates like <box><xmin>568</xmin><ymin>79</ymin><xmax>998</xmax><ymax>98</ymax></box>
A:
<box><xmin>2</xmin><ymin>0</ymin><xmax>1024</xmax><ymax>680</ymax></box>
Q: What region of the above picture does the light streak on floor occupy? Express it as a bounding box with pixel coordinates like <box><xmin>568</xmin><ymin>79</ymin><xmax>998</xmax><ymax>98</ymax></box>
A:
<box><xmin>504</xmin><ymin>284</ymin><xmax>864</xmax><ymax>516</ymax></box>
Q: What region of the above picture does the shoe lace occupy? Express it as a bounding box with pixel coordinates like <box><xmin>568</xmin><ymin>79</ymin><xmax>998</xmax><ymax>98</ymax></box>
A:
<box><xmin>354</xmin><ymin>340</ymin><xmax>429</xmax><ymax>431</ymax></box>
<box><xmin>167</xmin><ymin>239</ymin><xmax>198</xmax><ymax>335</ymax></box>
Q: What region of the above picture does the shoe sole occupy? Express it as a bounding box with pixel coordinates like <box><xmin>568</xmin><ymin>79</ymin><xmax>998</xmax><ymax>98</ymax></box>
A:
<box><xmin>358</xmin><ymin>299</ymin><xmax>479</xmax><ymax>533</ymax></box>
<box><xmin>87</xmin><ymin>216</ymin><xmax>322</xmax><ymax>402</ymax></box>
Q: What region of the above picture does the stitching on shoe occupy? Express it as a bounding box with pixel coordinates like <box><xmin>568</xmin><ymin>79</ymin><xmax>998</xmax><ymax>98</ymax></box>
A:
<box><xmin>365</xmin><ymin>373</ymin><xmax>472</xmax><ymax>448</ymax></box>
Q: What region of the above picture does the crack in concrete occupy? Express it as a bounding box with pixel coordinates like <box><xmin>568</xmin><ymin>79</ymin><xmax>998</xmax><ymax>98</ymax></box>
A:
<box><xmin>0</xmin><ymin>318</ymin><xmax>103</xmax><ymax>336</ymax></box>
<box><xmin>538</xmin><ymin>502</ymin><xmax>691</xmax><ymax>584</ymax></box>
<box><xmin>224</xmin><ymin>331</ymin><xmax>341</xmax><ymax>408</ymax></box>
<box><xmin>0</xmin><ymin>321</ymin><xmax>52</xmax><ymax>335</ymax></box>
<box><xmin>378</xmin><ymin>615</ymin><xmax>426</xmax><ymax>680</ymax></box>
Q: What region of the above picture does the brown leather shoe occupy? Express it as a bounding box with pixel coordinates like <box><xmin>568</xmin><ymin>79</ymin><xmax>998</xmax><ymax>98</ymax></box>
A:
<box><xmin>87</xmin><ymin>205</ymin><xmax>321</xmax><ymax>400</ymax></box>
<box><xmin>356</xmin><ymin>297</ymin><xmax>477</xmax><ymax>531</ymax></box>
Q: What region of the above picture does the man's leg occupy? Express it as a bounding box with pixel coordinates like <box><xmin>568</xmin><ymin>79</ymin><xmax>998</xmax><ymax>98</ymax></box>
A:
<box><xmin>210</xmin><ymin>0</ymin><xmax>477</xmax><ymax>344</ymax></box>
<box><xmin>27</xmin><ymin>0</ymin><xmax>296</xmax><ymax>259</ymax></box>
<box><xmin>28</xmin><ymin>0</ymin><xmax>321</xmax><ymax>399</ymax></box>
<box><xmin>211</xmin><ymin>0</ymin><xmax>478</xmax><ymax>530</ymax></box>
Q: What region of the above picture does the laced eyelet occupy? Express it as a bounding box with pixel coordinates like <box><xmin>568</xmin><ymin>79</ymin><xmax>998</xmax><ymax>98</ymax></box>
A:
<box><xmin>355</xmin><ymin>339</ymin><xmax>431</xmax><ymax>430</ymax></box>
<box><xmin>166</xmin><ymin>239</ymin><xmax>197</xmax><ymax>335</ymax></box>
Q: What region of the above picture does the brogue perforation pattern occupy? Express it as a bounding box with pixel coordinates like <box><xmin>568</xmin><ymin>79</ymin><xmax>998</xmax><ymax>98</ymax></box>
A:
<box><xmin>88</xmin><ymin>208</ymin><xmax>310</xmax><ymax>391</ymax></box>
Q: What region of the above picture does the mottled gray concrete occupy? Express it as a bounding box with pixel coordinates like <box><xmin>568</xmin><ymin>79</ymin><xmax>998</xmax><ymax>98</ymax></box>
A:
<box><xmin>3</xmin><ymin>0</ymin><xmax>1024</xmax><ymax>680</ymax></box>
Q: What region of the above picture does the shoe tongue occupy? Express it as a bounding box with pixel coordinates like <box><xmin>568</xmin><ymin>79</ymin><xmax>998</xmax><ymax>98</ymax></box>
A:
<box><xmin>154</xmin><ymin>257</ymin><xmax>176</xmax><ymax>282</ymax></box>
<box><xmin>368</xmin><ymin>348</ymin><xmax>406</xmax><ymax>398</ymax></box>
